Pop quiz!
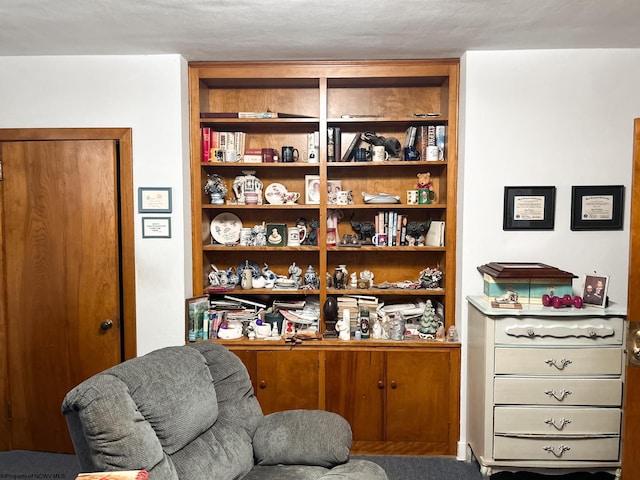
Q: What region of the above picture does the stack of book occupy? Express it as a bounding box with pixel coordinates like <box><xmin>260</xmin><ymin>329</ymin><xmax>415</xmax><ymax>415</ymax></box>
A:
<box><xmin>337</xmin><ymin>296</ymin><xmax>358</xmax><ymax>331</ymax></box>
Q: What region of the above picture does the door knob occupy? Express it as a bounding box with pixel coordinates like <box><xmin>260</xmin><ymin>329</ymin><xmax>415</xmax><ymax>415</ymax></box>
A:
<box><xmin>100</xmin><ymin>320</ymin><xmax>113</xmax><ymax>331</ymax></box>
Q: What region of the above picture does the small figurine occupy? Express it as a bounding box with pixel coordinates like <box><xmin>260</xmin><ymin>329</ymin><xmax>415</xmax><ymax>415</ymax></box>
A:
<box><xmin>204</xmin><ymin>174</ymin><xmax>228</xmax><ymax>204</ymax></box>
<box><xmin>417</xmin><ymin>172</ymin><xmax>432</xmax><ymax>189</ymax></box>
<box><xmin>289</xmin><ymin>262</ymin><xmax>302</xmax><ymax>288</ymax></box>
<box><xmin>418</xmin><ymin>299</ymin><xmax>439</xmax><ymax>339</ymax></box>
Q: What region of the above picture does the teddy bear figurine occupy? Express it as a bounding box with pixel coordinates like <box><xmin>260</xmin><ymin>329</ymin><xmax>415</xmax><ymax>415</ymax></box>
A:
<box><xmin>417</xmin><ymin>172</ymin><xmax>432</xmax><ymax>189</ymax></box>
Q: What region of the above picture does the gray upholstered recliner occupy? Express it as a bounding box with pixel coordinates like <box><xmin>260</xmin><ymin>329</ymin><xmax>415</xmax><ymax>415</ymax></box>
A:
<box><xmin>62</xmin><ymin>342</ymin><xmax>387</xmax><ymax>480</ymax></box>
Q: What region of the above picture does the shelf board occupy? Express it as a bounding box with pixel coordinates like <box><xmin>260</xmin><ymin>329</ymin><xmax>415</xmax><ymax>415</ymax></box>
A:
<box><xmin>327</xmin><ymin>160</ymin><xmax>448</xmax><ymax>168</ymax></box>
<box><xmin>201</xmin><ymin>162</ymin><xmax>321</xmax><ymax>169</ymax></box>
<box><xmin>202</xmin><ymin>204</ymin><xmax>320</xmax><ymax>210</ymax></box>
<box><xmin>205</xmin><ymin>287</ymin><xmax>320</xmax><ymax>296</ymax></box>
<box><xmin>327</xmin><ymin>245</ymin><xmax>445</xmax><ymax>252</ymax></box>
<box><xmin>326</xmin><ymin>288</ymin><xmax>445</xmax><ymax>296</ymax></box>
<box><xmin>203</xmin><ymin>245</ymin><xmax>320</xmax><ymax>251</ymax></box>
<box><xmin>326</xmin><ymin>204</ymin><xmax>444</xmax><ymax>210</ymax></box>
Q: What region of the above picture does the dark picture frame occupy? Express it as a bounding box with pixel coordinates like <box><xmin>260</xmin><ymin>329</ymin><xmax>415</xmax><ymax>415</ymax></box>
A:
<box><xmin>582</xmin><ymin>274</ymin><xmax>609</xmax><ymax>308</ymax></box>
<box><xmin>571</xmin><ymin>185</ymin><xmax>624</xmax><ymax>231</ymax></box>
<box><xmin>138</xmin><ymin>187</ymin><xmax>172</xmax><ymax>213</ymax></box>
<box><xmin>503</xmin><ymin>186</ymin><xmax>556</xmax><ymax>230</ymax></box>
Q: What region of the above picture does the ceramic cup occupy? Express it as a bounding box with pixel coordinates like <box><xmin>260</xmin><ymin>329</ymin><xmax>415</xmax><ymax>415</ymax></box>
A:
<box><xmin>281</xmin><ymin>146</ymin><xmax>299</xmax><ymax>163</ymax></box>
<box><xmin>404</xmin><ymin>146</ymin><xmax>421</xmax><ymax>161</ymax></box>
<box><xmin>336</xmin><ymin>190</ymin><xmax>350</xmax><ymax>205</ymax></box>
<box><xmin>370</xmin><ymin>145</ymin><xmax>389</xmax><ymax>162</ymax></box>
<box><xmin>287</xmin><ymin>227</ymin><xmax>300</xmax><ymax>246</ymax></box>
<box><xmin>224</xmin><ymin>149</ymin><xmax>242</xmax><ymax>162</ymax></box>
<box><xmin>407</xmin><ymin>189</ymin><xmax>419</xmax><ymax>205</ymax></box>
<box><xmin>418</xmin><ymin>188</ymin><xmax>435</xmax><ymax>204</ymax></box>
<box><xmin>372</xmin><ymin>232</ymin><xmax>387</xmax><ymax>246</ymax></box>
<box><xmin>354</xmin><ymin>147</ymin><xmax>368</xmax><ymax>162</ymax></box>
<box><xmin>261</xmin><ymin>148</ymin><xmax>276</xmax><ymax>163</ymax></box>
<box><xmin>303</xmin><ymin>148</ymin><xmax>319</xmax><ymax>163</ymax></box>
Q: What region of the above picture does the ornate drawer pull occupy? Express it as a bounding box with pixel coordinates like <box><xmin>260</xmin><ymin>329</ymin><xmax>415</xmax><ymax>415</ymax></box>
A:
<box><xmin>544</xmin><ymin>417</ymin><xmax>572</xmax><ymax>430</ymax></box>
<box><xmin>545</xmin><ymin>358</ymin><xmax>572</xmax><ymax>370</ymax></box>
<box><xmin>543</xmin><ymin>444</ymin><xmax>571</xmax><ymax>457</ymax></box>
<box><xmin>544</xmin><ymin>389</ymin><xmax>572</xmax><ymax>401</ymax></box>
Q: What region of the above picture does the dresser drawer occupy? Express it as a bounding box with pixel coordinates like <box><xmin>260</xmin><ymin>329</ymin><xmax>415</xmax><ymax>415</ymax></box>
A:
<box><xmin>494</xmin><ymin>407</ymin><xmax>622</xmax><ymax>435</ymax></box>
<box><xmin>494</xmin><ymin>316</ymin><xmax>624</xmax><ymax>346</ymax></box>
<box><xmin>494</xmin><ymin>377</ymin><xmax>622</xmax><ymax>406</ymax></box>
<box><xmin>495</xmin><ymin>347</ymin><xmax>622</xmax><ymax>375</ymax></box>
<box><xmin>493</xmin><ymin>435</ymin><xmax>620</xmax><ymax>461</ymax></box>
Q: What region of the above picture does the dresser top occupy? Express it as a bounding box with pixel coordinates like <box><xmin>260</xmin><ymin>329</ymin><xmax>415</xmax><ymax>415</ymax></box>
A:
<box><xmin>467</xmin><ymin>295</ymin><xmax>627</xmax><ymax>317</ymax></box>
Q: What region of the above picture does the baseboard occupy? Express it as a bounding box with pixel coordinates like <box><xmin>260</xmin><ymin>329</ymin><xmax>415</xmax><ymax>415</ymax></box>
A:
<box><xmin>457</xmin><ymin>441</ymin><xmax>470</xmax><ymax>461</ymax></box>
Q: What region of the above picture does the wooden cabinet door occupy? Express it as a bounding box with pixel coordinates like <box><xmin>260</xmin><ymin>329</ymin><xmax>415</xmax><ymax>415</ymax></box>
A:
<box><xmin>256</xmin><ymin>350</ymin><xmax>320</xmax><ymax>413</ymax></box>
<box><xmin>386</xmin><ymin>350</ymin><xmax>458</xmax><ymax>454</ymax></box>
<box><xmin>325</xmin><ymin>350</ymin><xmax>385</xmax><ymax>442</ymax></box>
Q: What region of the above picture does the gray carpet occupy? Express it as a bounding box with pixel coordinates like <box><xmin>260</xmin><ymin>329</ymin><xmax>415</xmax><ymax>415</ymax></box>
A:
<box><xmin>0</xmin><ymin>450</ymin><xmax>616</xmax><ymax>480</ymax></box>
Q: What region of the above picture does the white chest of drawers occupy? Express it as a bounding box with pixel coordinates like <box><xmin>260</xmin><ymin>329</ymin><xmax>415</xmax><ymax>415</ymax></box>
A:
<box><xmin>466</xmin><ymin>296</ymin><xmax>627</xmax><ymax>479</ymax></box>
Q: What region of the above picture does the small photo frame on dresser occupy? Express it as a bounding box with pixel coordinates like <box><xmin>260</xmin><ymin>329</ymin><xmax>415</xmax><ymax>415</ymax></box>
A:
<box><xmin>582</xmin><ymin>274</ymin><xmax>609</xmax><ymax>308</ymax></box>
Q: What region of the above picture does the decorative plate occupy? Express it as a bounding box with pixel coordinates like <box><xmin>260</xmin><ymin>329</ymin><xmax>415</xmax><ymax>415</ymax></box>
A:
<box><xmin>265</xmin><ymin>182</ymin><xmax>289</xmax><ymax>205</ymax></box>
<box><xmin>362</xmin><ymin>192</ymin><xmax>401</xmax><ymax>204</ymax></box>
<box><xmin>210</xmin><ymin>212</ymin><xmax>242</xmax><ymax>244</ymax></box>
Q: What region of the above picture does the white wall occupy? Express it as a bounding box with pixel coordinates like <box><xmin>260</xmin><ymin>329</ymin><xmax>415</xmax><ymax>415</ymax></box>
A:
<box><xmin>457</xmin><ymin>49</ymin><xmax>640</xmax><ymax>457</ymax></box>
<box><xmin>0</xmin><ymin>55</ymin><xmax>192</xmax><ymax>355</ymax></box>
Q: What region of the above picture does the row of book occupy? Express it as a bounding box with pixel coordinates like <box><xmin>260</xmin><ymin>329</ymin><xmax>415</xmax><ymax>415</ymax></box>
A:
<box><xmin>373</xmin><ymin>212</ymin><xmax>445</xmax><ymax>247</ymax></box>
<box><xmin>201</xmin><ymin>128</ymin><xmax>246</xmax><ymax>163</ymax></box>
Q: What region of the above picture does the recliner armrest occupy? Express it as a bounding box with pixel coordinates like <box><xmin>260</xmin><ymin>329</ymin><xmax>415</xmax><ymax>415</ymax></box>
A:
<box><xmin>252</xmin><ymin>410</ymin><xmax>351</xmax><ymax>467</ymax></box>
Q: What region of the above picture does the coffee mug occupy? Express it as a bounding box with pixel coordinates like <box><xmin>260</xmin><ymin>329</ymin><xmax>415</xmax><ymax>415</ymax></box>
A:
<box><xmin>354</xmin><ymin>147</ymin><xmax>368</xmax><ymax>162</ymax></box>
<box><xmin>287</xmin><ymin>227</ymin><xmax>300</xmax><ymax>246</ymax></box>
<box><xmin>370</xmin><ymin>145</ymin><xmax>389</xmax><ymax>162</ymax></box>
<box><xmin>336</xmin><ymin>190</ymin><xmax>350</xmax><ymax>205</ymax></box>
<box><xmin>213</xmin><ymin>149</ymin><xmax>225</xmax><ymax>162</ymax></box>
<box><xmin>281</xmin><ymin>146</ymin><xmax>299</xmax><ymax>163</ymax></box>
<box><xmin>406</xmin><ymin>189</ymin><xmax>419</xmax><ymax>205</ymax></box>
<box><xmin>404</xmin><ymin>146</ymin><xmax>421</xmax><ymax>161</ymax></box>
<box><xmin>372</xmin><ymin>233</ymin><xmax>387</xmax><ymax>247</ymax></box>
<box><xmin>418</xmin><ymin>188</ymin><xmax>435</xmax><ymax>204</ymax></box>
<box><xmin>303</xmin><ymin>148</ymin><xmax>319</xmax><ymax>163</ymax></box>
<box><xmin>224</xmin><ymin>149</ymin><xmax>242</xmax><ymax>163</ymax></box>
<box><xmin>261</xmin><ymin>148</ymin><xmax>276</xmax><ymax>163</ymax></box>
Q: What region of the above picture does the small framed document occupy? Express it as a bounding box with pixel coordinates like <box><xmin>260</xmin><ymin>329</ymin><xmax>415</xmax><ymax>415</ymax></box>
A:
<box><xmin>571</xmin><ymin>185</ymin><xmax>624</xmax><ymax>231</ymax></box>
<box><xmin>503</xmin><ymin>186</ymin><xmax>556</xmax><ymax>230</ymax></box>
<box><xmin>138</xmin><ymin>187</ymin><xmax>172</xmax><ymax>213</ymax></box>
<box><xmin>142</xmin><ymin>217</ymin><xmax>171</xmax><ymax>238</ymax></box>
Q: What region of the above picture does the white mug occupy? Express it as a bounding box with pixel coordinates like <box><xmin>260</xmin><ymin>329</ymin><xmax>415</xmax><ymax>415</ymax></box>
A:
<box><xmin>336</xmin><ymin>190</ymin><xmax>350</xmax><ymax>205</ymax></box>
<box><xmin>287</xmin><ymin>227</ymin><xmax>300</xmax><ymax>246</ymax></box>
<box><xmin>370</xmin><ymin>145</ymin><xmax>389</xmax><ymax>162</ymax></box>
<box><xmin>224</xmin><ymin>149</ymin><xmax>242</xmax><ymax>163</ymax></box>
<box><xmin>304</xmin><ymin>148</ymin><xmax>320</xmax><ymax>163</ymax></box>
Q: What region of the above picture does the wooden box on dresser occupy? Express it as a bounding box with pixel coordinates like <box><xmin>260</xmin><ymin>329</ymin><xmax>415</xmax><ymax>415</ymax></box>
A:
<box><xmin>188</xmin><ymin>60</ymin><xmax>461</xmax><ymax>455</ymax></box>
<box><xmin>467</xmin><ymin>295</ymin><xmax>627</xmax><ymax>479</ymax></box>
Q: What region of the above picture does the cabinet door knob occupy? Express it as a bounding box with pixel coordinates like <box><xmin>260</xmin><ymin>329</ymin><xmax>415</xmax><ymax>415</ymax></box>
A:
<box><xmin>377</xmin><ymin>380</ymin><xmax>384</xmax><ymax>389</ymax></box>
<box><xmin>390</xmin><ymin>381</ymin><xmax>397</xmax><ymax>389</ymax></box>
<box><xmin>100</xmin><ymin>320</ymin><xmax>113</xmax><ymax>331</ymax></box>
<box><xmin>259</xmin><ymin>380</ymin><xmax>266</xmax><ymax>389</ymax></box>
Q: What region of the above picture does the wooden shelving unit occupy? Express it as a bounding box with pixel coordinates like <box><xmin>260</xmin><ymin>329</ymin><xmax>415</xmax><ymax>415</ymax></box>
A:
<box><xmin>188</xmin><ymin>60</ymin><xmax>460</xmax><ymax>455</ymax></box>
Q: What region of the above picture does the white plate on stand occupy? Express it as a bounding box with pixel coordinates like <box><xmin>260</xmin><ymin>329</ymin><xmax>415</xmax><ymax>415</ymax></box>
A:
<box><xmin>265</xmin><ymin>183</ymin><xmax>288</xmax><ymax>205</ymax></box>
<box><xmin>210</xmin><ymin>212</ymin><xmax>243</xmax><ymax>244</ymax></box>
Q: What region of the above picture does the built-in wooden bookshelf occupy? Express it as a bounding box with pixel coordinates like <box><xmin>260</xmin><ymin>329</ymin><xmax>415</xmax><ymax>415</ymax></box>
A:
<box><xmin>188</xmin><ymin>60</ymin><xmax>460</xmax><ymax>455</ymax></box>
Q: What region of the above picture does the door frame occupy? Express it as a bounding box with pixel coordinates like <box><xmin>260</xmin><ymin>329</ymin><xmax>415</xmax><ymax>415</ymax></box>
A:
<box><xmin>0</xmin><ymin>128</ymin><xmax>137</xmax><ymax>450</ymax></box>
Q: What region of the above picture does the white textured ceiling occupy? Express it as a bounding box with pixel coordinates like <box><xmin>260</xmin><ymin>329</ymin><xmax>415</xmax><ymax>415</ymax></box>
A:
<box><xmin>1</xmin><ymin>0</ymin><xmax>640</xmax><ymax>61</ymax></box>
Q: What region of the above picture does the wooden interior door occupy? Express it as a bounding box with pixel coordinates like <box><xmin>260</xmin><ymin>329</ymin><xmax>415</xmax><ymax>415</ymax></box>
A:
<box><xmin>623</xmin><ymin>119</ymin><xmax>640</xmax><ymax>478</ymax></box>
<box><xmin>0</xmin><ymin>129</ymin><xmax>136</xmax><ymax>453</ymax></box>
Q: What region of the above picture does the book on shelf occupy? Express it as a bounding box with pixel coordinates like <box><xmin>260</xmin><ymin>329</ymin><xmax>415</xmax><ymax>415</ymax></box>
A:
<box><xmin>327</xmin><ymin>127</ymin><xmax>341</xmax><ymax>162</ymax></box>
<box><xmin>417</xmin><ymin>125</ymin><xmax>446</xmax><ymax>161</ymax></box>
<box><xmin>200</xmin><ymin>111</ymin><xmax>312</xmax><ymax>119</ymax></box>
<box><xmin>201</xmin><ymin>127</ymin><xmax>211</xmax><ymax>162</ymax></box>
<box><xmin>340</xmin><ymin>131</ymin><xmax>361</xmax><ymax>162</ymax></box>
<box><xmin>425</xmin><ymin>220</ymin><xmax>445</xmax><ymax>247</ymax></box>
<box><xmin>404</xmin><ymin>126</ymin><xmax>417</xmax><ymax>148</ymax></box>
<box><xmin>435</xmin><ymin>125</ymin><xmax>446</xmax><ymax>160</ymax></box>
